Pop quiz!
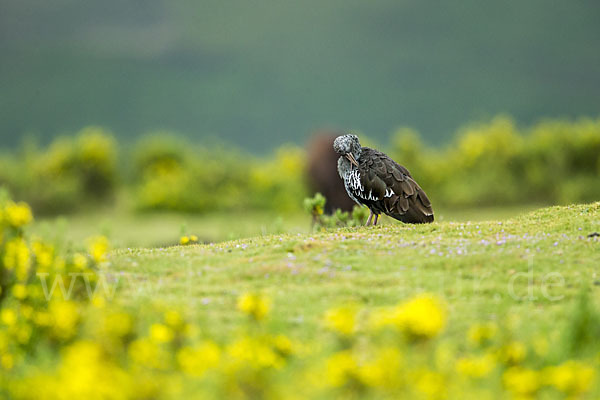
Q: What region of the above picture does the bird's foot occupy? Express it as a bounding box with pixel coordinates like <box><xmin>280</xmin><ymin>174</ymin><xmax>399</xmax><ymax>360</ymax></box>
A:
<box><xmin>365</xmin><ymin>211</ymin><xmax>373</xmax><ymax>226</ymax></box>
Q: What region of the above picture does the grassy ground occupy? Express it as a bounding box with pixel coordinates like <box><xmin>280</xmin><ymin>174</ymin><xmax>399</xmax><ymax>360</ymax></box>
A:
<box><xmin>31</xmin><ymin>204</ymin><xmax>543</xmax><ymax>249</ymax></box>
<box><xmin>106</xmin><ymin>202</ymin><xmax>600</xmax><ymax>343</ymax></box>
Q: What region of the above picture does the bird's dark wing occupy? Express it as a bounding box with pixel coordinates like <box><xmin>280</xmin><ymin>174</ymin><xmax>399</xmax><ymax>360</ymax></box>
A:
<box><xmin>356</xmin><ymin>148</ymin><xmax>434</xmax><ymax>223</ymax></box>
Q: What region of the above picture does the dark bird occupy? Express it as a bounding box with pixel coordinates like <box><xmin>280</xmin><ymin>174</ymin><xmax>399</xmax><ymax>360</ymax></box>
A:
<box><xmin>333</xmin><ymin>134</ymin><xmax>434</xmax><ymax>225</ymax></box>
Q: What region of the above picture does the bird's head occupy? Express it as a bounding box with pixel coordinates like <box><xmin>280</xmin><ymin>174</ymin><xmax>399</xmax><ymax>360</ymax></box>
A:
<box><xmin>333</xmin><ymin>134</ymin><xmax>361</xmax><ymax>167</ymax></box>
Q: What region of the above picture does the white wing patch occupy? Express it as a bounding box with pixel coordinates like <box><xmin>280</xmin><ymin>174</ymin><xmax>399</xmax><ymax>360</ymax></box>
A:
<box><xmin>343</xmin><ymin>170</ymin><xmax>395</xmax><ymax>202</ymax></box>
<box><xmin>346</xmin><ymin>169</ymin><xmax>363</xmax><ymax>191</ymax></box>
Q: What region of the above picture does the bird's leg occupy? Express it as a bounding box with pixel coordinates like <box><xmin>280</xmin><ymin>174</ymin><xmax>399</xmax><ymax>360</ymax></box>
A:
<box><xmin>365</xmin><ymin>210</ymin><xmax>373</xmax><ymax>226</ymax></box>
<box><xmin>373</xmin><ymin>214</ymin><xmax>379</xmax><ymax>226</ymax></box>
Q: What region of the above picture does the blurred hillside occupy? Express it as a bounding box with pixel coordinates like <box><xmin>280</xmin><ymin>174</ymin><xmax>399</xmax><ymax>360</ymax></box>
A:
<box><xmin>1</xmin><ymin>0</ymin><xmax>600</xmax><ymax>151</ymax></box>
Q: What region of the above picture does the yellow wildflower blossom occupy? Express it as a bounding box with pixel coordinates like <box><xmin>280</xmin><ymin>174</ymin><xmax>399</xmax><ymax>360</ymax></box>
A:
<box><xmin>1</xmin><ymin>353</ymin><xmax>14</xmax><ymax>370</ymax></box>
<box><xmin>32</xmin><ymin>240</ymin><xmax>54</xmax><ymax>271</ymax></box>
<box><xmin>91</xmin><ymin>295</ymin><xmax>106</xmax><ymax>309</ymax></box>
<box><xmin>16</xmin><ymin>324</ymin><xmax>32</xmax><ymax>344</ymax></box>
<box><xmin>237</xmin><ymin>292</ymin><xmax>271</xmax><ymax>321</ymax></box>
<box><xmin>324</xmin><ymin>305</ymin><xmax>357</xmax><ymax>336</ymax></box>
<box><xmin>543</xmin><ymin>360</ymin><xmax>595</xmax><ymax>395</ymax></box>
<box><xmin>373</xmin><ymin>294</ymin><xmax>446</xmax><ymax>339</ymax></box>
<box><xmin>467</xmin><ymin>322</ymin><xmax>498</xmax><ymax>346</ymax></box>
<box><xmin>456</xmin><ymin>353</ymin><xmax>496</xmax><ymax>378</ymax></box>
<box><xmin>272</xmin><ymin>334</ymin><xmax>294</xmax><ymax>357</ymax></box>
<box><xmin>49</xmin><ymin>300</ymin><xmax>79</xmax><ymax>340</ymax></box>
<box><xmin>3</xmin><ymin>237</ymin><xmax>31</xmax><ymax>280</ymax></box>
<box><xmin>1</xmin><ymin>308</ymin><xmax>17</xmax><ymax>326</ymax></box>
<box><xmin>88</xmin><ymin>235</ymin><xmax>110</xmax><ymax>263</ymax></box>
<box><xmin>498</xmin><ymin>341</ymin><xmax>527</xmax><ymax>365</ymax></box>
<box><xmin>34</xmin><ymin>311</ymin><xmax>52</xmax><ymax>327</ymax></box>
<box><xmin>164</xmin><ymin>310</ymin><xmax>183</xmax><ymax>328</ymax></box>
<box><xmin>180</xmin><ymin>236</ymin><xmax>190</xmax><ymax>245</ymax></box>
<box><xmin>51</xmin><ymin>340</ymin><xmax>132</xmax><ymax>399</ymax></box>
<box><xmin>3</xmin><ymin>201</ymin><xmax>33</xmax><ymax>227</ymax></box>
<box><xmin>177</xmin><ymin>341</ymin><xmax>220</xmax><ymax>377</ymax></box>
<box><xmin>325</xmin><ymin>350</ymin><xmax>359</xmax><ymax>387</ymax></box>
<box><xmin>73</xmin><ymin>253</ymin><xmax>88</xmax><ymax>270</ymax></box>
<box><xmin>128</xmin><ymin>338</ymin><xmax>170</xmax><ymax>369</ymax></box>
<box><xmin>102</xmin><ymin>311</ymin><xmax>133</xmax><ymax>339</ymax></box>
<box><xmin>12</xmin><ymin>283</ymin><xmax>27</xmax><ymax>299</ymax></box>
<box><xmin>503</xmin><ymin>366</ymin><xmax>540</xmax><ymax>396</ymax></box>
<box><xmin>150</xmin><ymin>323</ymin><xmax>174</xmax><ymax>344</ymax></box>
<box><xmin>359</xmin><ymin>347</ymin><xmax>403</xmax><ymax>388</ymax></box>
<box><xmin>412</xmin><ymin>368</ymin><xmax>446</xmax><ymax>399</ymax></box>
<box><xmin>227</xmin><ymin>336</ymin><xmax>283</xmax><ymax>369</ymax></box>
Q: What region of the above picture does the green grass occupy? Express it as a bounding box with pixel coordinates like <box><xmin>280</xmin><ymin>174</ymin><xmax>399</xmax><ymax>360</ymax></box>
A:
<box><xmin>30</xmin><ymin>204</ymin><xmax>543</xmax><ymax>249</ymax></box>
<box><xmin>106</xmin><ymin>202</ymin><xmax>600</xmax><ymax>343</ymax></box>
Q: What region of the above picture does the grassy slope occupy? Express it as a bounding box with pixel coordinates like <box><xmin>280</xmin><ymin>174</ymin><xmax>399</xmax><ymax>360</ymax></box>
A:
<box><xmin>32</xmin><ymin>204</ymin><xmax>542</xmax><ymax>249</ymax></box>
<box><xmin>109</xmin><ymin>203</ymin><xmax>600</xmax><ymax>342</ymax></box>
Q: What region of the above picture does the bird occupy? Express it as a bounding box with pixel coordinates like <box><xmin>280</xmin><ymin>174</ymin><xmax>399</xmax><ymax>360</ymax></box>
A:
<box><xmin>333</xmin><ymin>134</ymin><xmax>434</xmax><ymax>225</ymax></box>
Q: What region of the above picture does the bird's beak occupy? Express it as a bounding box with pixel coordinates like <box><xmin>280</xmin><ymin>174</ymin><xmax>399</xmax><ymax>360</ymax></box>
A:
<box><xmin>345</xmin><ymin>152</ymin><xmax>359</xmax><ymax>168</ymax></box>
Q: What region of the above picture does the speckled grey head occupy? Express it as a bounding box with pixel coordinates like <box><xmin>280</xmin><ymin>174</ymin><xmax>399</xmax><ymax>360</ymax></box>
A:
<box><xmin>334</xmin><ymin>134</ymin><xmax>362</xmax><ymax>170</ymax></box>
<box><xmin>333</xmin><ymin>134</ymin><xmax>361</xmax><ymax>157</ymax></box>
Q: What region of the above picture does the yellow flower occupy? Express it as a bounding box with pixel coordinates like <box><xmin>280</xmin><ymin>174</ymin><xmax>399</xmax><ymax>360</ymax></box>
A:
<box><xmin>12</xmin><ymin>283</ymin><xmax>27</xmax><ymax>299</ymax></box>
<box><xmin>272</xmin><ymin>334</ymin><xmax>294</xmax><ymax>356</ymax></box>
<box><xmin>3</xmin><ymin>201</ymin><xmax>33</xmax><ymax>227</ymax></box>
<box><xmin>1</xmin><ymin>353</ymin><xmax>14</xmax><ymax>370</ymax></box>
<box><xmin>164</xmin><ymin>310</ymin><xmax>184</xmax><ymax>328</ymax></box>
<box><xmin>52</xmin><ymin>339</ymin><xmax>132</xmax><ymax>399</ymax></box>
<box><xmin>359</xmin><ymin>347</ymin><xmax>403</xmax><ymax>388</ymax></box>
<box><xmin>149</xmin><ymin>323</ymin><xmax>174</xmax><ymax>343</ymax></box>
<box><xmin>177</xmin><ymin>341</ymin><xmax>220</xmax><ymax>376</ymax></box>
<box><xmin>49</xmin><ymin>300</ymin><xmax>79</xmax><ymax>340</ymax></box>
<box><xmin>189</xmin><ymin>235</ymin><xmax>198</xmax><ymax>243</ymax></box>
<box><xmin>1</xmin><ymin>308</ymin><xmax>17</xmax><ymax>326</ymax></box>
<box><xmin>237</xmin><ymin>293</ymin><xmax>271</xmax><ymax>321</ymax></box>
<box><xmin>34</xmin><ymin>311</ymin><xmax>52</xmax><ymax>326</ymax></box>
<box><xmin>543</xmin><ymin>360</ymin><xmax>595</xmax><ymax>395</ymax></box>
<box><xmin>32</xmin><ymin>241</ymin><xmax>54</xmax><ymax>271</ymax></box>
<box><xmin>467</xmin><ymin>322</ymin><xmax>497</xmax><ymax>346</ymax></box>
<box><xmin>503</xmin><ymin>366</ymin><xmax>540</xmax><ymax>396</ymax></box>
<box><xmin>324</xmin><ymin>305</ymin><xmax>357</xmax><ymax>336</ymax></box>
<box><xmin>412</xmin><ymin>368</ymin><xmax>446</xmax><ymax>399</ymax></box>
<box><xmin>129</xmin><ymin>338</ymin><xmax>169</xmax><ymax>369</ymax></box>
<box><xmin>102</xmin><ymin>311</ymin><xmax>133</xmax><ymax>339</ymax></box>
<box><xmin>91</xmin><ymin>296</ymin><xmax>106</xmax><ymax>309</ymax></box>
<box><xmin>3</xmin><ymin>237</ymin><xmax>31</xmax><ymax>280</ymax></box>
<box><xmin>498</xmin><ymin>341</ymin><xmax>527</xmax><ymax>365</ymax></box>
<box><xmin>180</xmin><ymin>236</ymin><xmax>190</xmax><ymax>245</ymax></box>
<box><xmin>88</xmin><ymin>235</ymin><xmax>110</xmax><ymax>263</ymax></box>
<box><xmin>16</xmin><ymin>324</ymin><xmax>32</xmax><ymax>344</ymax></box>
<box><xmin>227</xmin><ymin>336</ymin><xmax>283</xmax><ymax>369</ymax></box>
<box><xmin>373</xmin><ymin>294</ymin><xmax>446</xmax><ymax>339</ymax></box>
<box><xmin>325</xmin><ymin>350</ymin><xmax>359</xmax><ymax>387</ymax></box>
<box><xmin>73</xmin><ymin>253</ymin><xmax>89</xmax><ymax>270</ymax></box>
<box><xmin>456</xmin><ymin>354</ymin><xmax>496</xmax><ymax>378</ymax></box>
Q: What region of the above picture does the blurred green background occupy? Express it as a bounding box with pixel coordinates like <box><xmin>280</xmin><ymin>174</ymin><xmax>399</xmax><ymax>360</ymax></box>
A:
<box><xmin>1</xmin><ymin>1</ymin><xmax>599</xmax><ymax>246</ymax></box>
<box><xmin>2</xmin><ymin>0</ymin><xmax>600</xmax><ymax>149</ymax></box>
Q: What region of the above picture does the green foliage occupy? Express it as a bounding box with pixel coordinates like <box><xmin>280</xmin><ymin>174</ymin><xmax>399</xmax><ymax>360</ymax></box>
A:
<box><xmin>390</xmin><ymin>115</ymin><xmax>600</xmax><ymax>208</ymax></box>
<box><xmin>563</xmin><ymin>290</ymin><xmax>600</xmax><ymax>357</ymax></box>
<box><xmin>304</xmin><ymin>193</ymin><xmax>367</xmax><ymax>229</ymax></box>
<box><xmin>0</xmin><ymin>127</ymin><xmax>118</xmax><ymax>214</ymax></box>
<box><xmin>134</xmin><ymin>138</ymin><xmax>306</xmax><ymax>213</ymax></box>
<box><xmin>1</xmin><ymin>115</ymin><xmax>599</xmax><ymax>216</ymax></box>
